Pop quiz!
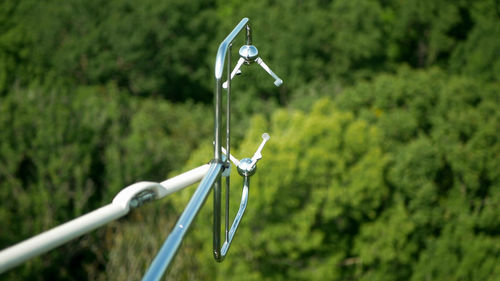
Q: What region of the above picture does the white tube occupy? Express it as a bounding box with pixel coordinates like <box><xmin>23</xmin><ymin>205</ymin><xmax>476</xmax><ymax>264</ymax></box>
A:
<box><xmin>159</xmin><ymin>164</ymin><xmax>211</xmax><ymax>198</ymax></box>
<box><xmin>0</xmin><ymin>204</ymin><xmax>126</xmax><ymax>273</ymax></box>
<box><xmin>0</xmin><ymin>164</ymin><xmax>210</xmax><ymax>273</ymax></box>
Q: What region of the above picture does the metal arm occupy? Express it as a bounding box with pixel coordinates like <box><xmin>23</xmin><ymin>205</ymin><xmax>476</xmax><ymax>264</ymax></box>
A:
<box><xmin>218</xmin><ymin>133</ymin><xmax>270</xmax><ymax>258</ymax></box>
<box><xmin>222</xmin><ymin>30</ymin><xmax>283</xmax><ymax>89</ymax></box>
<box><xmin>222</xmin><ymin>58</ymin><xmax>245</xmax><ymax>89</ymax></box>
<box><xmin>256</xmin><ymin>58</ymin><xmax>283</xmax><ymax>87</ymax></box>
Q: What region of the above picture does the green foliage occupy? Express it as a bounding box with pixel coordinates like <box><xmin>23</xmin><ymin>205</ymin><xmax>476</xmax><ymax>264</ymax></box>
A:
<box><xmin>0</xmin><ymin>83</ymin><xmax>127</xmax><ymax>280</ymax></box>
<box><xmin>1</xmin><ymin>0</ymin><xmax>217</xmax><ymax>101</ymax></box>
<box><xmin>0</xmin><ymin>0</ymin><xmax>34</xmax><ymax>94</ymax></box>
<box><xmin>0</xmin><ymin>83</ymin><xmax>211</xmax><ymax>280</ymax></box>
<box><xmin>336</xmin><ymin>68</ymin><xmax>500</xmax><ymax>280</ymax></box>
<box><xmin>450</xmin><ymin>18</ymin><xmax>500</xmax><ymax>81</ymax></box>
<box><xmin>104</xmin><ymin>98</ymin><xmax>211</xmax><ymax>192</ymax></box>
<box><xmin>448</xmin><ymin>0</ymin><xmax>500</xmax><ymax>81</ymax></box>
<box><xmin>1</xmin><ymin>0</ymin><xmax>497</xmax><ymax>103</ymax></box>
<box><xmin>384</xmin><ymin>0</ymin><xmax>466</xmax><ymax>67</ymax></box>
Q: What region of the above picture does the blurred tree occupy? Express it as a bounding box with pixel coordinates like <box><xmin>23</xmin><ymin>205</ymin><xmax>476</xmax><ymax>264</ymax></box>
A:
<box><xmin>0</xmin><ymin>82</ymin><xmax>212</xmax><ymax>280</ymax></box>
<box><xmin>0</xmin><ymin>0</ymin><xmax>35</xmax><ymax>95</ymax></box>
<box><xmin>1</xmin><ymin>0</ymin><xmax>218</xmax><ymax>101</ymax></box>
<box><xmin>450</xmin><ymin>0</ymin><xmax>500</xmax><ymax>81</ymax></box>
<box><xmin>3</xmin><ymin>0</ymin><xmax>496</xmax><ymax>103</ymax></box>
<box><xmin>104</xmin><ymin>97</ymin><xmax>212</xmax><ymax>194</ymax></box>
<box><xmin>0</xmin><ymin>82</ymin><xmax>127</xmax><ymax>280</ymax></box>
<box><xmin>337</xmin><ymin>68</ymin><xmax>500</xmax><ymax>280</ymax></box>
<box><xmin>384</xmin><ymin>0</ymin><xmax>470</xmax><ymax>67</ymax></box>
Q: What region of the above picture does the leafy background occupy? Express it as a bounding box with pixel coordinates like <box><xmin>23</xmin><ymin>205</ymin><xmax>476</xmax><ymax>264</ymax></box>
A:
<box><xmin>1</xmin><ymin>0</ymin><xmax>499</xmax><ymax>280</ymax></box>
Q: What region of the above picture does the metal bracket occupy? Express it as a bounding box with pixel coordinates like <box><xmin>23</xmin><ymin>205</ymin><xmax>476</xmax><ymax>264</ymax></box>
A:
<box><xmin>218</xmin><ymin>134</ymin><xmax>270</xmax><ymax>258</ymax></box>
<box><xmin>213</xmin><ymin>17</ymin><xmax>282</xmax><ymax>262</ymax></box>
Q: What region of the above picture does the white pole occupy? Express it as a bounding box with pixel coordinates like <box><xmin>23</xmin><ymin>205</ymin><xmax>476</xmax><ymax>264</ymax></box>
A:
<box><xmin>0</xmin><ymin>204</ymin><xmax>127</xmax><ymax>273</ymax></box>
<box><xmin>0</xmin><ymin>164</ymin><xmax>210</xmax><ymax>273</ymax></box>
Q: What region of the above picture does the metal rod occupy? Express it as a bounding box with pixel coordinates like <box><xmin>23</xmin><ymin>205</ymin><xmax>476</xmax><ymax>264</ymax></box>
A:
<box><xmin>213</xmin><ymin>180</ymin><xmax>222</xmax><ymax>260</ymax></box>
<box><xmin>0</xmin><ymin>164</ymin><xmax>211</xmax><ymax>273</ymax></box>
<box><xmin>221</xmin><ymin>145</ymin><xmax>240</xmax><ymax>166</ymax></box>
<box><xmin>221</xmin><ymin>176</ymin><xmax>249</xmax><ymax>256</ymax></box>
<box><xmin>225</xmin><ymin>43</ymin><xmax>232</xmax><ymax>243</ymax></box>
<box><xmin>225</xmin><ymin>178</ymin><xmax>230</xmax><ymax>242</ymax></box>
<box><xmin>142</xmin><ymin>162</ymin><xmax>223</xmax><ymax>281</ymax></box>
<box><xmin>245</xmin><ymin>24</ymin><xmax>252</xmax><ymax>45</ymax></box>
<box><xmin>227</xmin><ymin>43</ymin><xmax>231</xmax><ymax>169</ymax></box>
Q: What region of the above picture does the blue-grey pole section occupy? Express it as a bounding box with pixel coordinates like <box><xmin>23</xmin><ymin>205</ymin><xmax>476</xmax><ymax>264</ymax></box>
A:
<box><xmin>141</xmin><ymin>162</ymin><xmax>223</xmax><ymax>281</ymax></box>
